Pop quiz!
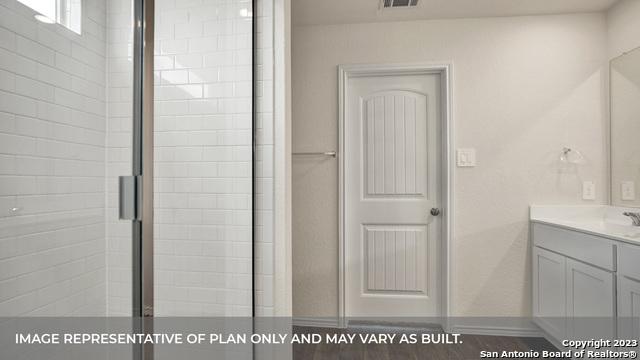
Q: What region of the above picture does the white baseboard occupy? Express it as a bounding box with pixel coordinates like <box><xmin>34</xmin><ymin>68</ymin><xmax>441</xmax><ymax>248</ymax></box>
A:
<box><xmin>292</xmin><ymin>317</ymin><xmax>340</xmax><ymax>328</ymax></box>
<box><xmin>293</xmin><ymin>318</ymin><xmax>544</xmax><ymax>338</ymax></box>
<box><xmin>449</xmin><ymin>323</ymin><xmax>542</xmax><ymax>337</ymax></box>
<box><xmin>533</xmin><ymin>325</ymin><xmax>567</xmax><ymax>351</ymax></box>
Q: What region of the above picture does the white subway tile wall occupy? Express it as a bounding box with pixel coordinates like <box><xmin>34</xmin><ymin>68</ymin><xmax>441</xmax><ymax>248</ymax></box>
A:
<box><xmin>105</xmin><ymin>0</ymin><xmax>134</xmax><ymax>316</ymax></box>
<box><xmin>105</xmin><ymin>0</ymin><xmax>275</xmax><ymax>317</ymax></box>
<box><xmin>0</xmin><ymin>0</ymin><xmax>107</xmax><ymax>316</ymax></box>
<box><xmin>1</xmin><ymin>0</ymin><xmax>275</xmax><ymax>317</ymax></box>
<box><xmin>254</xmin><ymin>0</ymin><xmax>274</xmax><ymax>316</ymax></box>
<box><xmin>151</xmin><ymin>0</ymin><xmax>254</xmax><ymax>317</ymax></box>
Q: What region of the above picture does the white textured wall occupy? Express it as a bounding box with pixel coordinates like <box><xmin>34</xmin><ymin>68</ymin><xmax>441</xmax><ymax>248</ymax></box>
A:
<box><xmin>292</xmin><ymin>13</ymin><xmax>608</xmax><ymax>318</ymax></box>
<box><xmin>0</xmin><ymin>0</ymin><xmax>107</xmax><ymax>316</ymax></box>
<box><xmin>607</xmin><ymin>0</ymin><xmax>640</xmax><ymax>59</ymax></box>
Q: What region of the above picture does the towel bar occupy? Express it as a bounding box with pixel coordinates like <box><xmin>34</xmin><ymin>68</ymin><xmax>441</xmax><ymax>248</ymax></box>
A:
<box><xmin>292</xmin><ymin>151</ymin><xmax>337</xmax><ymax>157</ymax></box>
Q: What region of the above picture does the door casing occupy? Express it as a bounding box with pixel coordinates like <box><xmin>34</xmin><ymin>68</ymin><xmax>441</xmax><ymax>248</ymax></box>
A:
<box><xmin>338</xmin><ymin>63</ymin><xmax>453</xmax><ymax>328</ymax></box>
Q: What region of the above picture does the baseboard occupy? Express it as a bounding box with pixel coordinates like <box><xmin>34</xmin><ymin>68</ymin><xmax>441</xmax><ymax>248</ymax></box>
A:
<box><xmin>292</xmin><ymin>317</ymin><xmax>341</xmax><ymax>329</ymax></box>
<box><xmin>449</xmin><ymin>324</ymin><xmax>543</xmax><ymax>337</ymax></box>
<box><xmin>293</xmin><ymin>317</ymin><xmax>544</xmax><ymax>338</ymax></box>
<box><xmin>536</xmin><ymin>328</ymin><xmax>566</xmax><ymax>351</ymax></box>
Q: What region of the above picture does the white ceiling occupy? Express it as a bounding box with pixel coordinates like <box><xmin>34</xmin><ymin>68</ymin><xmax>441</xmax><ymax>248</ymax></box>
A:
<box><xmin>292</xmin><ymin>0</ymin><xmax>620</xmax><ymax>26</ymax></box>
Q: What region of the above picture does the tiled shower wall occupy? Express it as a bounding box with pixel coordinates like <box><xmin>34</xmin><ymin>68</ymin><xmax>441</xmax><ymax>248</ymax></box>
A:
<box><xmin>105</xmin><ymin>0</ymin><xmax>134</xmax><ymax>316</ymax></box>
<box><xmin>151</xmin><ymin>0</ymin><xmax>254</xmax><ymax>316</ymax></box>
<box><xmin>0</xmin><ymin>0</ymin><xmax>274</xmax><ymax>317</ymax></box>
<box><xmin>254</xmin><ymin>0</ymin><xmax>274</xmax><ymax>316</ymax></box>
<box><xmin>105</xmin><ymin>0</ymin><xmax>276</xmax><ymax>316</ymax></box>
<box><xmin>0</xmin><ymin>0</ymin><xmax>107</xmax><ymax>316</ymax></box>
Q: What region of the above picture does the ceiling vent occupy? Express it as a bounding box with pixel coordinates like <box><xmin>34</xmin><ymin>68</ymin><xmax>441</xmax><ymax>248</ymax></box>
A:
<box><xmin>382</xmin><ymin>0</ymin><xmax>419</xmax><ymax>8</ymax></box>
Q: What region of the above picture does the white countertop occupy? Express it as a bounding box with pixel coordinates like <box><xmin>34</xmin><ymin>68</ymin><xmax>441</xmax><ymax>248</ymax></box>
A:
<box><xmin>530</xmin><ymin>205</ymin><xmax>640</xmax><ymax>245</ymax></box>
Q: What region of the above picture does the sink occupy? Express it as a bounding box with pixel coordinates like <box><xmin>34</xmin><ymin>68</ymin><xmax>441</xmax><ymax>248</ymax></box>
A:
<box><xmin>530</xmin><ymin>205</ymin><xmax>640</xmax><ymax>244</ymax></box>
<box><xmin>601</xmin><ymin>222</ymin><xmax>640</xmax><ymax>239</ymax></box>
<box><xmin>558</xmin><ymin>221</ymin><xmax>640</xmax><ymax>239</ymax></box>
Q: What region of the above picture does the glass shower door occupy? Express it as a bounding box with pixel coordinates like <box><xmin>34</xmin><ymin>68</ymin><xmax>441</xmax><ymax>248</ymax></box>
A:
<box><xmin>106</xmin><ymin>0</ymin><xmax>137</xmax><ymax>318</ymax></box>
<box><xmin>0</xmin><ymin>0</ymin><xmax>123</xmax><ymax>317</ymax></box>
<box><xmin>1</xmin><ymin>0</ymin><xmax>254</xmax><ymax>337</ymax></box>
<box><xmin>109</xmin><ymin>0</ymin><xmax>256</xmax><ymax>321</ymax></box>
<box><xmin>152</xmin><ymin>0</ymin><xmax>254</xmax><ymax>317</ymax></box>
<box><xmin>146</xmin><ymin>0</ymin><xmax>256</xmax><ymax>358</ymax></box>
<box><xmin>1</xmin><ymin>0</ymin><xmax>255</xmax><ymax>358</ymax></box>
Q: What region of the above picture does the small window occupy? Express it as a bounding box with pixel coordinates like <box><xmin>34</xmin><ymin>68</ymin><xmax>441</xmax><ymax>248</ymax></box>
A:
<box><xmin>17</xmin><ymin>0</ymin><xmax>81</xmax><ymax>34</ymax></box>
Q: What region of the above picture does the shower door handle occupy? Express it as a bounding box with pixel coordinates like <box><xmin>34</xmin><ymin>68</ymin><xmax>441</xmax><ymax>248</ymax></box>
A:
<box><xmin>119</xmin><ymin>176</ymin><xmax>140</xmax><ymax>220</ymax></box>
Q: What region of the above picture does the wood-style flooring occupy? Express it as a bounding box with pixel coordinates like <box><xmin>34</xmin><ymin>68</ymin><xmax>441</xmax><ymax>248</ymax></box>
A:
<box><xmin>293</xmin><ymin>326</ymin><xmax>557</xmax><ymax>360</ymax></box>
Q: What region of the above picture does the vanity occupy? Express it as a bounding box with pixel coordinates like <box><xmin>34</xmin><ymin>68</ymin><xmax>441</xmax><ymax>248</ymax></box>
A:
<box><xmin>529</xmin><ymin>45</ymin><xmax>640</xmax><ymax>346</ymax></box>
<box><xmin>531</xmin><ymin>205</ymin><xmax>640</xmax><ymax>344</ymax></box>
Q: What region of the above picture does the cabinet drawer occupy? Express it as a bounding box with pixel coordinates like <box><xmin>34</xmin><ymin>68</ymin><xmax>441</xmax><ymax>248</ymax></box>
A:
<box><xmin>618</xmin><ymin>243</ymin><xmax>640</xmax><ymax>281</ymax></box>
<box><xmin>532</xmin><ymin>223</ymin><xmax>616</xmax><ymax>271</ymax></box>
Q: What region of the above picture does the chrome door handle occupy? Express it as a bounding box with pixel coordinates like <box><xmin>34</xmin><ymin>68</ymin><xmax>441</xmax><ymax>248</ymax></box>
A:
<box><xmin>430</xmin><ymin>208</ymin><xmax>441</xmax><ymax>216</ymax></box>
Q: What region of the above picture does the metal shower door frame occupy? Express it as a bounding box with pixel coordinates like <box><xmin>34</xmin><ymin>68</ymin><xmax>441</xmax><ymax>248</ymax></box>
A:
<box><xmin>131</xmin><ymin>0</ymin><xmax>154</xmax><ymax>320</ymax></box>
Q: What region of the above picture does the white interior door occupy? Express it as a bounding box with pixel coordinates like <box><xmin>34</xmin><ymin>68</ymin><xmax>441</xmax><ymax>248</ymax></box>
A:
<box><xmin>344</xmin><ymin>70</ymin><xmax>442</xmax><ymax>318</ymax></box>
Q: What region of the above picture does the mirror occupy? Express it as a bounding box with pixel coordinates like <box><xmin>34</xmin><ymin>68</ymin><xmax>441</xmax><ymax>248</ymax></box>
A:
<box><xmin>611</xmin><ymin>46</ymin><xmax>640</xmax><ymax>207</ymax></box>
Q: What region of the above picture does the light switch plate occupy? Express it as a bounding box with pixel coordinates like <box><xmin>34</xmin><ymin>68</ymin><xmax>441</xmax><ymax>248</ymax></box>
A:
<box><xmin>582</xmin><ymin>181</ymin><xmax>596</xmax><ymax>200</ymax></box>
<box><xmin>622</xmin><ymin>181</ymin><xmax>636</xmax><ymax>201</ymax></box>
<box><xmin>457</xmin><ymin>148</ymin><xmax>476</xmax><ymax>167</ymax></box>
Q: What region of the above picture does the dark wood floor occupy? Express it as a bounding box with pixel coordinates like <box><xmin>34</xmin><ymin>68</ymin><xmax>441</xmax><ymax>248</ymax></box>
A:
<box><xmin>293</xmin><ymin>326</ymin><xmax>557</xmax><ymax>360</ymax></box>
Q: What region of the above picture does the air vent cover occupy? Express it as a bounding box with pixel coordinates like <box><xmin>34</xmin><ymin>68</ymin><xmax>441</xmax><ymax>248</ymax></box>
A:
<box><xmin>383</xmin><ymin>0</ymin><xmax>418</xmax><ymax>8</ymax></box>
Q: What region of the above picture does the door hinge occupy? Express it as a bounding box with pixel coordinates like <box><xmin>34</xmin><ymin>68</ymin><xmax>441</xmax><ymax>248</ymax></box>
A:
<box><xmin>119</xmin><ymin>176</ymin><xmax>140</xmax><ymax>220</ymax></box>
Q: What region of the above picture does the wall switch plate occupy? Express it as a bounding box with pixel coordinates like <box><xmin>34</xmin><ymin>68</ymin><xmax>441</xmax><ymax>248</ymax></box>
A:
<box><xmin>457</xmin><ymin>148</ymin><xmax>476</xmax><ymax>167</ymax></box>
<box><xmin>582</xmin><ymin>181</ymin><xmax>596</xmax><ymax>200</ymax></box>
<box><xmin>622</xmin><ymin>181</ymin><xmax>636</xmax><ymax>201</ymax></box>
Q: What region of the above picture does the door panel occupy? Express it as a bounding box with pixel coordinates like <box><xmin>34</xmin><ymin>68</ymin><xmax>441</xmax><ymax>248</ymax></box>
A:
<box><xmin>618</xmin><ymin>276</ymin><xmax>640</xmax><ymax>339</ymax></box>
<box><xmin>345</xmin><ymin>71</ymin><xmax>441</xmax><ymax>318</ymax></box>
<box><xmin>532</xmin><ymin>247</ymin><xmax>567</xmax><ymax>340</ymax></box>
<box><xmin>566</xmin><ymin>258</ymin><xmax>615</xmax><ymax>339</ymax></box>
<box><xmin>363</xmin><ymin>92</ymin><xmax>426</xmax><ymax>197</ymax></box>
<box><xmin>364</xmin><ymin>225</ymin><xmax>426</xmax><ymax>294</ymax></box>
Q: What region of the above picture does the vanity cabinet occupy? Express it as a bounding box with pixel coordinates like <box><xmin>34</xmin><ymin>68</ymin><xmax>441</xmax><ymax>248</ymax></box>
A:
<box><xmin>532</xmin><ymin>247</ymin><xmax>567</xmax><ymax>340</ymax></box>
<box><xmin>532</xmin><ymin>223</ymin><xmax>617</xmax><ymax>342</ymax></box>
<box><xmin>617</xmin><ymin>276</ymin><xmax>640</xmax><ymax>339</ymax></box>
<box><xmin>617</xmin><ymin>243</ymin><xmax>640</xmax><ymax>339</ymax></box>
<box><xmin>565</xmin><ymin>258</ymin><xmax>616</xmax><ymax>339</ymax></box>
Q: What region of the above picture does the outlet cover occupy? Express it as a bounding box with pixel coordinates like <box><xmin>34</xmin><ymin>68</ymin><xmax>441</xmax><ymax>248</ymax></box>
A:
<box><xmin>582</xmin><ymin>181</ymin><xmax>596</xmax><ymax>200</ymax></box>
<box><xmin>622</xmin><ymin>181</ymin><xmax>636</xmax><ymax>201</ymax></box>
<box><xmin>457</xmin><ymin>148</ymin><xmax>476</xmax><ymax>167</ymax></box>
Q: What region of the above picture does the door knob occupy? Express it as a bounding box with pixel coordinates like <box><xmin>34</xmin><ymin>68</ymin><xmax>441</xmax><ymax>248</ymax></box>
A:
<box><xmin>430</xmin><ymin>208</ymin><xmax>441</xmax><ymax>216</ymax></box>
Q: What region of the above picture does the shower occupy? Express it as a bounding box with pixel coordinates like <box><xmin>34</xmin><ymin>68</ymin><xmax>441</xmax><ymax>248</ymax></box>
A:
<box><xmin>0</xmin><ymin>0</ymin><xmax>256</xmax><ymax>319</ymax></box>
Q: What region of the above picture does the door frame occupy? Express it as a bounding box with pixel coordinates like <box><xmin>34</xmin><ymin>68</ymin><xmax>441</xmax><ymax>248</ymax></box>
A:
<box><xmin>131</xmin><ymin>0</ymin><xmax>155</xmax><ymax>320</ymax></box>
<box><xmin>337</xmin><ymin>62</ymin><xmax>453</xmax><ymax>328</ymax></box>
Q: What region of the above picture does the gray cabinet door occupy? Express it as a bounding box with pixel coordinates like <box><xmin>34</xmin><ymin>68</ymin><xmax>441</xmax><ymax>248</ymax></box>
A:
<box><xmin>566</xmin><ymin>258</ymin><xmax>615</xmax><ymax>340</ymax></box>
<box><xmin>618</xmin><ymin>276</ymin><xmax>640</xmax><ymax>339</ymax></box>
<box><xmin>533</xmin><ymin>247</ymin><xmax>567</xmax><ymax>340</ymax></box>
